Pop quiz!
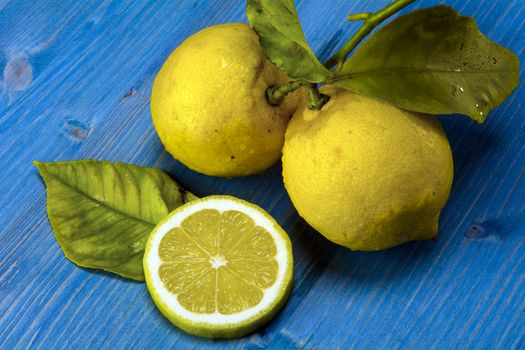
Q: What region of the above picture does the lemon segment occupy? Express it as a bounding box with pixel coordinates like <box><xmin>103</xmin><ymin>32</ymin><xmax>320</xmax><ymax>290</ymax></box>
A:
<box><xmin>144</xmin><ymin>196</ymin><xmax>293</xmax><ymax>338</ymax></box>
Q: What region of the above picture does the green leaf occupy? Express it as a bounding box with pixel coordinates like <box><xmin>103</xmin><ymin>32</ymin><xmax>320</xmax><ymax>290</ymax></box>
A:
<box><xmin>333</xmin><ymin>6</ymin><xmax>520</xmax><ymax>122</ymax></box>
<box><xmin>35</xmin><ymin>160</ymin><xmax>196</xmax><ymax>281</ymax></box>
<box><xmin>247</xmin><ymin>0</ymin><xmax>332</xmax><ymax>83</ymax></box>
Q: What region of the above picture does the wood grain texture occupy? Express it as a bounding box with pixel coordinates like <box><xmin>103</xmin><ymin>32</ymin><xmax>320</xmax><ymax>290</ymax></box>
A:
<box><xmin>0</xmin><ymin>0</ymin><xmax>524</xmax><ymax>349</ymax></box>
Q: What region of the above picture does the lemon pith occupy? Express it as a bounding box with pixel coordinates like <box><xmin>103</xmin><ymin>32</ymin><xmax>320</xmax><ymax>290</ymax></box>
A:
<box><xmin>144</xmin><ymin>196</ymin><xmax>293</xmax><ymax>338</ymax></box>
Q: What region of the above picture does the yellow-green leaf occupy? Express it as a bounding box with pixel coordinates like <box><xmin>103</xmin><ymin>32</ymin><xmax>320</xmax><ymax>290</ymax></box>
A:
<box><xmin>333</xmin><ymin>6</ymin><xmax>520</xmax><ymax>122</ymax></box>
<box><xmin>247</xmin><ymin>0</ymin><xmax>332</xmax><ymax>83</ymax></box>
<box><xmin>35</xmin><ymin>160</ymin><xmax>196</xmax><ymax>281</ymax></box>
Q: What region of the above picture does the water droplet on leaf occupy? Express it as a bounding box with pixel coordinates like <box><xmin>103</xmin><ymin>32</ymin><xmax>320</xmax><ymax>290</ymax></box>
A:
<box><xmin>450</xmin><ymin>84</ymin><xmax>457</xmax><ymax>97</ymax></box>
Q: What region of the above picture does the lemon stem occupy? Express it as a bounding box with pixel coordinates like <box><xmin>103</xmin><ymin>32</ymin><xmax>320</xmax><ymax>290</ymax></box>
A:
<box><xmin>267</xmin><ymin>80</ymin><xmax>329</xmax><ymax>110</ymax></box>
<box><xmin>307</xmin><ymin>85</ymin><xmax>330</xmax><ymax>110</ymax></box>
<box><xmin>266</xmin><ymin>79</ymin><xmax>308</xmax><ymax>106</ymax></box>
<box><xmin>323</xmin><ymin>0</ymin><xmax>417</xmax><ymax>71</ymax></box>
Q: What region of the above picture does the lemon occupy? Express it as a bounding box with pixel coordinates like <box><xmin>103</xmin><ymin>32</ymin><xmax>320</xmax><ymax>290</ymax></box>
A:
<box><xmin>143</xmin><ymin>195</ymin><xmax>294</xmax><ymax>338</ymax></box>
<box><xmin>151</xmin><ymin>23</ymin><xmax>303</xmax><ymax>177</ymax></box>
<box><xmin>282</xmin><ymin>87</ymin><xmax>454</xmax><ymax>250</ymax></box>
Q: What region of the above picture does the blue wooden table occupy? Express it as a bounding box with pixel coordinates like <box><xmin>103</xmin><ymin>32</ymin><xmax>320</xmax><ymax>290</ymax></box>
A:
<box><xmin>1</xmin><ymin>0</ymin><xmax>524</xmax><ymax>349</ymax></box>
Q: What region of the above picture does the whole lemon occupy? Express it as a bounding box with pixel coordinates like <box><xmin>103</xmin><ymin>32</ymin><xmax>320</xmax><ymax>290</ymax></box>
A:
<box><xmin>282</xmin><ymin>87</ymin><xmax>454</xmax><ymax>250</ymax></box>
<box><xmin>151</xmin><ymin>23</ymin><xmax>302</xmax><ymax>177</ymax></box>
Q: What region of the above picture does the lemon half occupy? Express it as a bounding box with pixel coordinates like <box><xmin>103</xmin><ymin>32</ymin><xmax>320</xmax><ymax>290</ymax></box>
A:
<box><xmin>143</xmin><ymin>196</ymin><xmax>293</xmax><ymax>338</ymax></box>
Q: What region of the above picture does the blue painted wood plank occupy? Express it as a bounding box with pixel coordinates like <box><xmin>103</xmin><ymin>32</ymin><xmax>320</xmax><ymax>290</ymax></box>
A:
<box><xmin>0</xmin><ymin>0</ymin><xmax>524</xmax><ymax>349</ymax></box>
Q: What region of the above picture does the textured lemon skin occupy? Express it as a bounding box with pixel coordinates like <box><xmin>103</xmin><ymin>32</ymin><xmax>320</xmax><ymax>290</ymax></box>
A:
<box><xmin>282</xmin><ymin>87</ymin><xmax>454</xmax><ymax>250</ymax></box>
<box><xmin>143</xmin><ymin>196</ymin><xmax>294</xmax><ymax>339</ymax></box>
<box><xmin>151</xmin><ymin>23</ymin><xmax>302</xmax><ymax>177</ymax></box>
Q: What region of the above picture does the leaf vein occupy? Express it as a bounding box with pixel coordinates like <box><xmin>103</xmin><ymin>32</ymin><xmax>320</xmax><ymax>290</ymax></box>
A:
<box><xmin>47</xmin><ymin>172</ymin><xmax>156</xmax><ymax>228</ymax></box>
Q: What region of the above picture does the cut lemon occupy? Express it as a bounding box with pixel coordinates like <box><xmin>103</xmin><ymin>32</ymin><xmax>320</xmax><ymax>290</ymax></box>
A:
<box><xmin>143</xmin><ymin>195</ymin><xmax>294</xmax><ymax>338</ymax></box>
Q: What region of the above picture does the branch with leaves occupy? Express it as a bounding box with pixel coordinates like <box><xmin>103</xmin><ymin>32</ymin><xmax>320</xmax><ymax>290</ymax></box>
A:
<box><xmin>247</xmin><ymin>0</ymin><xmax>520</xmax><ymax>122</ymax></box>
<box><xmin>324</xmin><ymin>0</ymin><xmax>417</xmax><ymax>71</ymax></box>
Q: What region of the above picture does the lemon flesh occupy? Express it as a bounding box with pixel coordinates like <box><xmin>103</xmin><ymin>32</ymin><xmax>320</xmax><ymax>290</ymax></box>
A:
<box><xmin>144</xmin><ymin>196</ymin><xmax>293</xmax><ymax>338</ymax></box>
<box><xmin>282</xmin><ymin>87</ymin><xmax>454</xmax><ymax>251</ymax></box>
<box><xmin>151</xmin><ymin>23</ymin><xmax>302</xmax><ymax>177</ymax></box>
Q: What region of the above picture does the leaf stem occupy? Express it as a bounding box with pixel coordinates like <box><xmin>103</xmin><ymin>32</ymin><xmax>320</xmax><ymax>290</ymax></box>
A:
<box><xmin>347</xmin><ymin>13</ymin><xmax>370</xmax><ymax>21</ymax></box>
<box><xmin>323</xmin><ymin>0</ymin><xmax>417</xmax><ymax>70</ymax></box>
